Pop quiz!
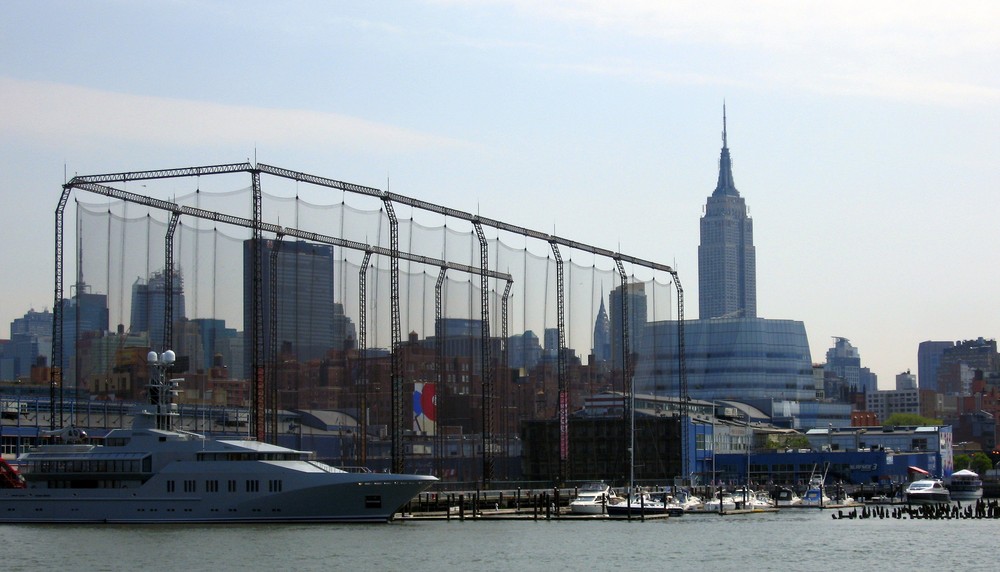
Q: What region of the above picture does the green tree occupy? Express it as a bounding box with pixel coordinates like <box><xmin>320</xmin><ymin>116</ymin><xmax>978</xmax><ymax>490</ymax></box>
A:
<box><xmin>882</xmin><ymin>413</ymin><xmax>943</xmax><ymax>427</ymax></box>
<box><xmin>970</xmin><ymin>452</ymin><xmax>993</xmax><ymax>475</ymax></box>
<box><xmin>952</xmin><ymin>452</ymin><xmax>992</xmax><ymax>475</ymax></box>
<box><xmin>768</xmin><ymin>434</ymin><xmax>811</xmax><ymax>450</ymax></box>
<box><xmin>954</xmin><ymin>454</ymin><xmax>971</xmax><ymax>471</ymax></box>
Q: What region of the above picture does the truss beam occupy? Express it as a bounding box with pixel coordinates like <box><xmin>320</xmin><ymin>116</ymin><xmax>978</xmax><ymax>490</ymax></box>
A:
<box><xmin>71</xmin><ymin>162</ymin><xmax>253</xmax><ymax>184</ymax></box>
<box><xmin>256</xmin><ymin>163</ymin><xmax>675</xmax><ymax>275</ymax></box>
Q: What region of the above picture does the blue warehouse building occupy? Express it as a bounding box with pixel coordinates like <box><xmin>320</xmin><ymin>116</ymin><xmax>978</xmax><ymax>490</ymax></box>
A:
<box><xmin>713</xmin><ymin>425</ymin><xmax>954</xmax><ymax>487</ymax></box>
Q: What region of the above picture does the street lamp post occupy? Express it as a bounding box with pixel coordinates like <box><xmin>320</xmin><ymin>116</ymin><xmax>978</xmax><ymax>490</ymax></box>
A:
<box><xmin>744</xmin><ymin>413</ymin><xmax>751</xmax><ymax>508</ymax></box>
<box><xmin>15</xmin><ymin>379</ymin><xmax>21</xmax><ymax>456</ymax></box>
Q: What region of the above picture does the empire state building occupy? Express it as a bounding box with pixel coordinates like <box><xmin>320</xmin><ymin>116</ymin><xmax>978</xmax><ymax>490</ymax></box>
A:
<box><xmin>698</xmin><ymin>107</ymin><xmax>756</xmax><ymax>319</ymax></box>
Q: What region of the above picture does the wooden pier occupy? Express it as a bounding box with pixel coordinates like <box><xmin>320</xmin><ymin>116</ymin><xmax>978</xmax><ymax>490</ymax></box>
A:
<box><xmin>831</xmin><ymin>498</ymin><xmax>1000</xmax><ymax>520</ymax></box>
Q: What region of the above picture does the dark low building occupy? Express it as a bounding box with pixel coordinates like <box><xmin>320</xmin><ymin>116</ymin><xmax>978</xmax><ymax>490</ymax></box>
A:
<box><xmin>521</xmin><ymin>414</ymin><xmax>682</xmax><ymax>485</ymax></box>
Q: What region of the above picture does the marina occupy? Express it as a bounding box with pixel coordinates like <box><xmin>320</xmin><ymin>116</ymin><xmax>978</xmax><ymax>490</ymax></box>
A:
<box><xmin>5</xmin><ymin>504</ymin><xmax>1000</xmax><ymax>572</ymax></box>
<box><xmin>397</xmin><ymin>485</ymin><xmax>869</xmax><ymax>521</ymax></box>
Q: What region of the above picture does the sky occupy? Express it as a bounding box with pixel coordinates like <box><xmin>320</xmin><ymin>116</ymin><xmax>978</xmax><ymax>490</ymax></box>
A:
<box><xmin>1</xmin><ymin>1</ymin><xmax>998</xmax><ymax>389</ymax></box>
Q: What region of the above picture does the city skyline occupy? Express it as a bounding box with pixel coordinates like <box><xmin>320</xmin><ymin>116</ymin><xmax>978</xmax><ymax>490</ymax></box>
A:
<box><xmin>1</xmin><ymin>2</ymin><xmax>998</xmax><ymax>388</ymax></box>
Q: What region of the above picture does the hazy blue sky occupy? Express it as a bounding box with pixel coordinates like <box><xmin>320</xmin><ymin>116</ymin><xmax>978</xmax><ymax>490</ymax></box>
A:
<box><xmin>2</xmin><ymin>1</ymin><xmax>998</xmax><ymax>388</ymax></box>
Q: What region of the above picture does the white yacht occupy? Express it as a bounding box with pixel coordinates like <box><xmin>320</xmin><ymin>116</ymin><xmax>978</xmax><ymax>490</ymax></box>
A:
<box><xmin>0</xmin><ymin>351</ymin><xmax>436</xmax><ymax>523</ymax></box>
<box><xmin>904</xmin><ymin>478</ymin><xmax>951</xmax><ymax>504</ymax></box>
<box><xmin>948</xmin><ymin>469</ymin><xmax>983</xmax><ymax>501</ymax></box>
<box><xmin>569</xmin><ymin>482</ymin><xmax>621</xmax><ymax>515</ymax></box>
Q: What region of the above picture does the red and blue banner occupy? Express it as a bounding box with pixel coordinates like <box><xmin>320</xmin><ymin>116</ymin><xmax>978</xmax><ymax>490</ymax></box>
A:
<box><xmin>413</xmin><ymin>382</ymin><xmax>437</xmax><ymax>435</ymax></box>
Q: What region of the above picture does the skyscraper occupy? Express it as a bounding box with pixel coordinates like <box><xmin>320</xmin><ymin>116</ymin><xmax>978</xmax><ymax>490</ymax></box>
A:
<box><xmin>917</xmin><ymin>340</ymin><xmax>954</xmax><ymax>392</ymax></box>
<box><xmin>609</xmin><ymin>282</ymin><xmax>646</xmax><ymax>371</ymax></box>
<box><xmin>592</xmin><ymin>297</ymin><xmax>610</xmax><ymax>363</ymax></box>
<box><xmin>936</xmin><ymin>338</ymin><xmax>999</xmax><ymax>395</ymax></box>
<box><xmin>825</xmin><ymin>337</ymin><xmax>862</xmax><ymax>391</ymax></box>
<box><xmin>244</xmin><ymin>239</ymin><xmax>336</xmax><ymax>368</ymax></box>
<box><xmin>698</xmin><ymin>106</ymin><xmax>756</xmax><ymax>319</ymax></box>
<box><xmin>7</xmin><ymin>308</ymin><xmax>54</xmax><ymax>378</ymax></box>
<box><xmin>130</xmin><ymin>271</ymin><xmax>185</xmax><ymax>351</ymax></box>
<box><xmin>633</xmin><ymin>106</ymin><xmax>828</xmax><ymax>417</ymax></box>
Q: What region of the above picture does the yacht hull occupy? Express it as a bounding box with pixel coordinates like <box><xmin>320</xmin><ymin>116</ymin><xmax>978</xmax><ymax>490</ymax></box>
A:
<box><xmin>0</xmin><ymin>465</ymin><xmax>435</xmax><ymax>523</ymax></box>
<box><xmin>903</xmin><ymin>492</ymin><xmax>951</xmax><ymax>505</ymax></box>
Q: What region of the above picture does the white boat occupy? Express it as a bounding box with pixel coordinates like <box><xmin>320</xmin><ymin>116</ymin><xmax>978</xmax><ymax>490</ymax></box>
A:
<box><xmin>864</xmin><ymin>494</ymin><xmax>895</xmax><ymax>505</ymax></box>
<box><xmin>569</xmin><ymin>482</ymin><xmax>621</xmax><ymax>515</ymax></box>
<box><xmin>672</xmin><ymin>489</ymin><xmax>703</xmax><ymax>511</ymax></box>
<box><xmin>948</xmin><ymin>469</ymin><xmax>983</xmax><ymax>501</ymax></box>
<box><xmin>607</xmin><ymin>489</ymin><xmax>685</xmax><ymax>517</ymax></box>
<box><xmin>0</xmin><ymin>351</ymin><xmax>437</xmax><ymax>523</ymax></box>
<box><xmin>730</xmin><ymin>487</ymin><xmax>772</xmax><ymax>509</ymax></box>
<box><xmin>773</xmin><ymin>487</ymin><xmax>802</xmax><ymax>506</ymax></box>
<box><xmin>700</xmin><ymin>491</ymin><xmax>737</xmax><ymax>512</ymax></box>
<box><xmin>904</xmin><ymin>478</ymin><xmax>951</xmax><ymax>504</ymax></box>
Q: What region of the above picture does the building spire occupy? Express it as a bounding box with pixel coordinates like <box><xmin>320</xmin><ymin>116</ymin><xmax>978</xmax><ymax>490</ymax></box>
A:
<box><xmin>722</xmin><ymin>100</ymin><xmax>728</xmax><ymax>149</ymax></box>
<box><xmin>713</xmin><ymin>102</ymin><xmax>738</xmax><ymax>197</ymax></box>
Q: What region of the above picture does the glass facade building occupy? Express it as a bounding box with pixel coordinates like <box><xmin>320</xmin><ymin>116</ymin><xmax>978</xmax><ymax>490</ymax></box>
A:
<box><xmin>633</xmin><ymin>317</ymin><xmax>815</xmax><ymax>402</ymax></box>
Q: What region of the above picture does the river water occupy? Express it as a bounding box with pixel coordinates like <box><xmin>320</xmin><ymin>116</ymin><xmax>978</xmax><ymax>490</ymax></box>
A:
<box><xmin>1</xmin><ymin>508</ymin><xmax>995</xmax><ymax>571</ymax></box>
